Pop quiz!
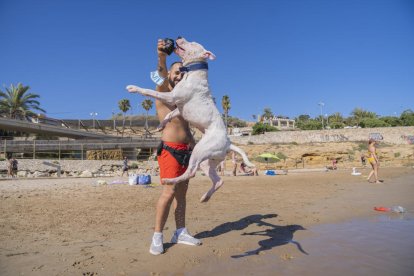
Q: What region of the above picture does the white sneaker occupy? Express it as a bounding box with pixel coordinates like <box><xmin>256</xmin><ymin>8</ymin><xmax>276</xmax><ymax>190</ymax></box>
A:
<box><xmin>149</xmin><ymin>233</ymin><xmax>164</xmax><ymax>255</ymax></box>
<box><xmin>171</xmin><ymin>228</ymin><xmax>202</xmax><ymax>246</ymax></box>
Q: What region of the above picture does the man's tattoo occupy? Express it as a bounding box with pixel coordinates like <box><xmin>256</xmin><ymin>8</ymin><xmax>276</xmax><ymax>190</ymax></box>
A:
<box><xmin>158</xmin><ymin>66</ymin><xmax>164</xmax><ymax>72</ymax></box>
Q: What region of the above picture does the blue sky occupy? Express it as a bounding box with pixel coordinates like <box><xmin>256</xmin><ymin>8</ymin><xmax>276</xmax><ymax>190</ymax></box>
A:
<box><xmin>1</xmin><ymin>0</ymin><xmax>413</xmax><ymax>121</ymax></box>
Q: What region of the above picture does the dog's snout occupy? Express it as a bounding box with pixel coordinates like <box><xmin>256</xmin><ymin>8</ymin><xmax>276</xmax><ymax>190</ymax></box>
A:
<box><xmin>177</xmin><ymin>36</ymin><xmax>182</xmax><ymax>40</ymax></box>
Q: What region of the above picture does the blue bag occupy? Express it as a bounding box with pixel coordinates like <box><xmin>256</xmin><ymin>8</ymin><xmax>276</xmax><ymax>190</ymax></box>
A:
<box><xmin>138</xmin><ymin>174</ymin><xmax>151</xmax><ymax>185</ymax></box>
<box><xmin>265</xmin><ymin>170</ymin><xmax>276</xmax><ymax>176</ymax></box>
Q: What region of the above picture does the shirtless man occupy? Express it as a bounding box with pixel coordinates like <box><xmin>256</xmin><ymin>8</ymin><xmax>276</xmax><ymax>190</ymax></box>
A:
<box><xmin>137</xmin><ymin>39</ymin><xmax>201</xmax><ymax>255</ymax></box>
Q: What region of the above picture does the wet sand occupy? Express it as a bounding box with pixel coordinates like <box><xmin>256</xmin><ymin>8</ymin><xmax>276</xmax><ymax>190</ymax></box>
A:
<box><xmin>1</xmin><ymin>167</ymin><xmax>413</xmax><ymax>275</ymax></box>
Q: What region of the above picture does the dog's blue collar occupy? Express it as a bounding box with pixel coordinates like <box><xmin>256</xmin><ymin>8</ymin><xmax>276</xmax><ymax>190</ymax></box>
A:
<box><xmin>179</xmin><ymin>62</ymin><xmax>208</xmax><ymax>73</ymax></box>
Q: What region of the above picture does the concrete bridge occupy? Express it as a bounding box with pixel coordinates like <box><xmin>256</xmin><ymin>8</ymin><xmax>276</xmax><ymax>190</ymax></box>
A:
<box><xmin>1</xmin><ymin>138</ymin><xmax>161</xmax><ymax>160</ymax></box>
<box><xmin>0</xmin><ymin>117</ymin><xmax>118</xmax><ymax>139</ymax></box>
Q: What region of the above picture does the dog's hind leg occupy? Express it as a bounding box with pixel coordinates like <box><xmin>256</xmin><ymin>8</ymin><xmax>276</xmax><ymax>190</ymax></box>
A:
<box><xmin>162</xmin><ymin>138</ymin><xmax>213</xmax><ymax>185</ymax></box>
<box><xmin>199</xmin><ymin>159</ymin><xmax>223</xmax><ymax>203</ymax></box>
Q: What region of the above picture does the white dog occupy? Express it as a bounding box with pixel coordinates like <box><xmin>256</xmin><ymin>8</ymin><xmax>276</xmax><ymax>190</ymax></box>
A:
<box><xmin>127</xmin><ymin>37</ymin><xmax>255</xmax><ymax>202</ymax></box>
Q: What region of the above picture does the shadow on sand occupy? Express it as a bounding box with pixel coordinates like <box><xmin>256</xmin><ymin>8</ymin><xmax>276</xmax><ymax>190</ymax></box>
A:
<box><xmin>231</xmin><ymin>224</ymin><xmax>308</xmax><ymax>258</ymax></box>
<box><xmin>164</xmin><ymin>214</ymin><xmax>278</xmax><ymax>252</ymax></box>
<box><xmin>165</xmin><ymin>214</ymin><xmax>308</xmax><ymax>256</ymax></box>
<box><xmin>194</xmin><ymin>214</ymin><xmax>279</xmax><ymax>239</ymax></box>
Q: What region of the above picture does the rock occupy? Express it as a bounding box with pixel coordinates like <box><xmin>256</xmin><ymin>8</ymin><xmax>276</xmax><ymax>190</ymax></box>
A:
<box><xmin>17</xmin><ymin>170</ymin><xmax>28</xmax><ymax>178</ymax></box>
<box><xmin>80</xmin><ymin>170</ymin><xmax>93</xmax><ymax>178</ymax></box>
<box><xmin>32</xmin><ymin>171</ymin><xmax>49</xmax><ymax>178</ymax></box>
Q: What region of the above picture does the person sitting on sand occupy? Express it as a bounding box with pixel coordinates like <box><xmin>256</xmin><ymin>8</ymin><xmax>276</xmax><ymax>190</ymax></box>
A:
<box><xmin>239</xmin><ymin>162</ymin><xmax>259</xmax><ymax>176</ymax></box>
<box><xmin>367</xmin><ymin>139</ymin><xmax>381</xmax><ymax>183</ymax></box>
<box><xmin>332</xmin><ymin>159</ymin><xmax>337</xmax><ymax>170</ymax></box>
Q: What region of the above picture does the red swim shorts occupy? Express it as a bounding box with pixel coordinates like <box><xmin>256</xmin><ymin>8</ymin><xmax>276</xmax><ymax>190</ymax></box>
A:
<box><xmin>158</xmin><ymin>142</ymin><xmax>189</xmax><ymax>179</ymax></box>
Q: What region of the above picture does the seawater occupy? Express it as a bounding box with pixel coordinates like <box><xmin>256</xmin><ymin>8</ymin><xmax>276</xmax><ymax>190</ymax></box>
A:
<box><xmin>187</xmin><ymin>214</ymin><xmax>414</xmax><ymax>276</ymax></box>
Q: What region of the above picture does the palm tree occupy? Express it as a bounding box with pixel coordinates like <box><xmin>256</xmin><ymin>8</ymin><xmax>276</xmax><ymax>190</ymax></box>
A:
<box><xmin>118</xmin><ymin>99</ymin><xmax>131</xmax><ymax>136</ymax></box>
<box><xmin>141</xmin><ymin>98</ymin><xmax>153</xmax><ymax>138</ymax></box>
<box><xmin>0</xmin><ymin>83</ymin><xmax>45</xmax><ymax>119</ymax></box>
<box><xmin>328</xmin><ymin>112</ymin><xmax>343</xmax><ymax>123</ymax></box>
<box><xmin>221</xmin><ymin>95</ymin><xmax>231</xmax><ymax>131</ymax></box>
<box><xmin>262</xmin><ymin>108</ymin><xmax>273</xmax><ymax>120</ymax></box>
<box><xmin>351</xmin><ymin>108</ymin><xmax>376</xmax><ymax>125</ymax></box>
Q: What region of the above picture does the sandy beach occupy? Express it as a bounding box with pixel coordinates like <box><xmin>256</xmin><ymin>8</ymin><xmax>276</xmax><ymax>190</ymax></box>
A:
<box><xmin>1</xmin><ymin>167</ymin><xmax>413</xmax><ymax>275</ymax></box>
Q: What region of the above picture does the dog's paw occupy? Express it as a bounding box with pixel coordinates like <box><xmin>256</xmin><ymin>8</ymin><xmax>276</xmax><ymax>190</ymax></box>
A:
<box><xmin>200</xmin><ymin>192</ymin><xmax>211</xmax><ymax>203</ymax></box>
<box><xmin>126</xmin><ymin>85</ymin><xmax>142</xmax><ymax>94</ymax></box>
<box><xmin>156</xmin><ymin>124</ymin><xmax>166</xmax><ymax>132</ymax></box>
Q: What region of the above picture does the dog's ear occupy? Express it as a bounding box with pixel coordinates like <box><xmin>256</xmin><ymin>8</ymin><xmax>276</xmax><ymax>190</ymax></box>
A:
<box><xmin>203</xmin><ymin>50</ymin><xmax>216</xmax><ymax>60</ymax></box>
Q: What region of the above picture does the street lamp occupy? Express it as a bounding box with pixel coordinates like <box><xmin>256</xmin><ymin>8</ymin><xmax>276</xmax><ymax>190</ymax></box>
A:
<box><xmin>90</xmin><ymin>112</ymin><xmax>98</xmax><ymax>129</ymax></box>
<box><xmin>318</xmin><ymin>102</ymin><xmax>325</xmax><ymax>129</ymax></box>
<box><xmin>112</xmin><ymin>110</ymin><xmax>116</xmax><ymax>130</ymax></box>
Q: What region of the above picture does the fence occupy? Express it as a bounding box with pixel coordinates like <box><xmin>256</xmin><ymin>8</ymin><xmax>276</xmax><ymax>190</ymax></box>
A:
<box><xmin>1</xmin><ymin>138</ymin><xmax>159</xmax><ymax>160</ymax></box>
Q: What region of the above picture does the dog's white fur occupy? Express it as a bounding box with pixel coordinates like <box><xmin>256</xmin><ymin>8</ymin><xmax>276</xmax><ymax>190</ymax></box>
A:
<box><xmin>127</xmin><ymin>37</ymin><xmax>255</xmax><ymax>202</ymax></box>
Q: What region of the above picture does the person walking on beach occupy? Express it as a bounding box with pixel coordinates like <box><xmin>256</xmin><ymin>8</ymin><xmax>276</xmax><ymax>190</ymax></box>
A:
<box><xmin>130</xmin><ymin>39</ymin><xmax>200</xmax><ymax>255</ymax></box>
<box><xmin>11</xmin><ymin>157</ymin><xmax>18</xmax><ymax>178</ymax></box>
<box><xmin>121</xmin><ymin>156</ymin><xmax>129</xmax><ymax>177</ymax></box>
<box><xmin>367</xmin><ymin>139</ymin><xmax>381</xmax><ymax>183</ymax></box>
<box><xmin>6</xmin><ymin>157</ymin><xmax>13</xmax><ymax>178</ymax></box>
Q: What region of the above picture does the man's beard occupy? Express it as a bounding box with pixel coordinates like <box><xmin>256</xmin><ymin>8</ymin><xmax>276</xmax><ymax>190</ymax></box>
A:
<box><xmin>168</xmin><ymin>78</ymin><xmax>177</xmax><ymax>88</ymax></box>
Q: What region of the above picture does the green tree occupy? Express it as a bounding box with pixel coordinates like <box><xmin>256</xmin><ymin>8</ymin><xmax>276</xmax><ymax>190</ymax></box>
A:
<box><xmin>351</xmin><ymin>108</ymin><xmax>377</xmax><ymax>126</ymax></box>
<box><xmin>227</xmin><ymin>116</ymin><xmax>247</xmax><ymax>128</ymax></box>
<box><xmin>252</xmin><ymin>122</ymin><xmax>279</xmax><ymax>135</ymax></box>
<box><xmin>359</xmin><ymin>118</ymin><xmax>389</xmax><ymax>128</ymax></box>
<box><xmin>400</xmin><ymin>109</ymin><xmax>414</xmax><ymax>126</ymax></box>
<box><xmin>221</xmin><ymin>95</ymin><xmax>231</xmax><ymax>130</ymax></box>
<box><xmin>262</xmin><ymin>108</ymin><xmax>273</xmax><ymax>120</ymax></box>
<box><xmin>118</xmin><ymin>99</ymin><xmax>131</xmax><ymax>136</ymax></box>
<box><xmin>141</xmin><ymin>98</ymin><xmax>153</xmax><ymax>137</ymax></box>
<box><xmin>329</xmin><ymin>122</ymin><xmax>345</xmax><ymax>129</ymax></box>
<box><xmin>0</xmin><ymin>83</ymin><xmax>45</xmax><ymax>119</ymax></box>
<box><xmin>328</xmin><ymin>112</ymin><xmax>343</xmax><ymax>123</ymax></box>
<box><xmin>297</xmin><ymin>114</ymin><xmax>310</xmax><ymax>122</ymax></box>
<box><xmin>379</xmin><ymin>116</ymin><xmax>401</xmax><ymax>127</ymax></box>
<box><xmin>297</xmin><ymin>119</ymin><xmax>323</xmax><ymax>130</ymax></box>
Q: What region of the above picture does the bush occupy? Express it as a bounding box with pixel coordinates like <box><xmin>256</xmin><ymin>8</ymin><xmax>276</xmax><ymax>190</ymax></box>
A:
<box><xmin>357</xmin><ymin>142</ymin><xmax>368</xmax><ymax>151</ymax></box>
<box><xmin>276</xmin><ymin>152</ymin><xmax>287</xmax><ymax>160</ymax></box>
<box><xmin>297</xmin><ymin>120</ymin><xmax>323</xmax><ymax>130</ymax></box>
<box><xmin>129</xmin><ymin>162</ymin><xmax>139</xmax><ymax>169</ymax></box>
<box><xmin>329</xmin><ymin>122</ymin><xmax>345</xmax><ymax>129</ymax></box>
<box><xmin>379</xmin><ymin>116</ymin><xmax>401</xmax><ymax>127</ymax></box>
<box><xmin>227</xmin><ymin>116</ymin><xmax>247</xmax><ymax>128</ymax></box>
<box><xmin>394</xmin><ymin>152</ymin><xmax>401</xmax><ymax>158</ymax></box>
<box><xmin>252</xmin><ymin>123</ymin><xmax>279</xmax><ymax>135</ymax></box>
<box><xmin>400</xmin><ymin>110</ymin><xmax>414</xmax><ymax>126</ymax></box>
<box><xmin>359</xmin><ymin>118</ymin><xmax>389</xmax><ymax>128</ymax></box>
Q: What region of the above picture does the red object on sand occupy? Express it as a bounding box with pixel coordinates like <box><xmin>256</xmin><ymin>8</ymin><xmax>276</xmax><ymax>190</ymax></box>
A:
<box><xmin>374</xmin><ymin>207</ymin><xmax>391</xmax><ymax>212</ymax></box>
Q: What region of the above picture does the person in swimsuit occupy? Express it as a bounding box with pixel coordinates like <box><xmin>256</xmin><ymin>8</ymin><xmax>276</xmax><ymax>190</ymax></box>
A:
<box><xmin>367</xmin><ymin>139</ymin><xmax>381</xmax><ymax>183</ymax></box>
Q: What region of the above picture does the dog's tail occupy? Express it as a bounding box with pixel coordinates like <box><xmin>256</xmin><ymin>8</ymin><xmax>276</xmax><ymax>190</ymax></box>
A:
<box><xmin>230</xmin><ymin>144</ymin><xmax>255</xmax><ymax>167</ymax></box>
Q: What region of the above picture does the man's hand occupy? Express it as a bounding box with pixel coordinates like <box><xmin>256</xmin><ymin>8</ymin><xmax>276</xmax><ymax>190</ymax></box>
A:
<box><xmin>157</xmin><ymin>39</ymin><xmax>168</xmax><ymax>79</ymax></box>
<box><xmin>157</xmin><ymin>39</ymin><xmax>168</xmax><ymax>58</ymax></box>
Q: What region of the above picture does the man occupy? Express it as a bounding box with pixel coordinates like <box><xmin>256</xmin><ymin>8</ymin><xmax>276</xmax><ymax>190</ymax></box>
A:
<box><xmin>144</xmin><ymin>39</ymin><xmax>201</xmax><ymax>255</ymax></box>
<box><xmin>121</xmin><ymin>156</ymin><xmax>129</xmax><ymax>177</ymax></box>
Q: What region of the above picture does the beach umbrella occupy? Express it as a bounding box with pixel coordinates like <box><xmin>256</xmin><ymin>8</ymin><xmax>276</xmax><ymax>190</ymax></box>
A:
<box><xmin>256</xmin><ymin>153</ymin><xmax>280</xmax><ymax>166</ymax></box>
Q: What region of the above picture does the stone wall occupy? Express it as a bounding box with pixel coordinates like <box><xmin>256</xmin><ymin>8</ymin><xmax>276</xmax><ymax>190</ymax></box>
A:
<box><xmin>0</xmin><ymin>159</ymin><xmax>157</xmax><ymax>178</ymax></box>
<box><xmin>231</xmin><ymin>126</ymin><xmax>414</xmax><ymax>145</ymax></box>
